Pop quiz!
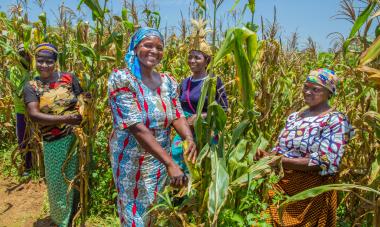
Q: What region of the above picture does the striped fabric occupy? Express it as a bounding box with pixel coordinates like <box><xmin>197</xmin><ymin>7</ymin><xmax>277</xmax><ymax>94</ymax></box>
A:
<box><xmin>268</xmin><ymin>170</ymin><xmax>337</xmax><ymax>227</ymax></box>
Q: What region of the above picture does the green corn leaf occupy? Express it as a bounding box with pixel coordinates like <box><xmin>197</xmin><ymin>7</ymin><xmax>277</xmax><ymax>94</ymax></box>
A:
<box><xmin>280</xmin><ymin>184</ymin><xmax>380</xmax><ymax>208</ymax></box>
<box><xmin>102</xmin><ymin>32</ymin><xmax>123</xmax><ymax>63</ymax></box>
<box><xmin>208</xmin><ymin>149</ymin><xmax>229</xmax><ymax>225</ymax></box>
<box><xmin>194</xmin><ymin>76</ymin><xmax>210</xmax><ymax>147</ymax></box>
<box><xmin>78</xmin><ymin>43</ymin><xmax>98</xmax><ymax>67</ymax></box>
<box><xmin>78</xmin><ymin>0</ymin><xmax>105</xmax><ymax>21</ymax></box>
<box><xmin>0</xmin><ymin>39</ymin><xmax>17</xmax><ymax>56</ymax></box>
<box><xmin>123</xmin><ymin>21</ymin><xmax>134</xmax><ymax>32</ymax></box>
<box><xmin>121</xmin><ymin>8</ymin><xmax>128</xmax><ymax>21</ymax></box>
<box><xmin>230</xmin><ymin>0</ymin><xmax>241</xmax><ymax>11</ymax></box>
<box><xmin>229</xmin><ymin>139</ymin><xmax>247</xmax><ymax>163</ymax></box>
<box><xmin>228</xmin><ymin>139</ymin><xmax>247</xmax><ymax>173</ymax></box>
<box><xmin>246</xmin><ymin>32</ymin><xmax>258</xmax><ymax>63</ymax></box>
<box><xmin>369</xmin><ymin>151</ymin><xmax>380</xmax><ymax>186</ymax></box>
<box><xmin>208</xmin><ymin>101</ymin><xmax>227</xmax><ymax>131</ymax></box>
<box><xmin>206</xmin><ymin>77</ymin><xmax>217</xmax><ymax>139</ymax></box>
<box><xmin>196</xmin><ymin>143</ymin><xmax>210</xmax><ymax>168</ymax></box>
<box><xmin>38</xmin><ymin>12</ymin><xmax>46</xmax><ymax>30</ymax></box>
<box><xmin>247</xmin><ymin>134</ymin><xmax>268</xmax><ymax>163</ymax></box>
<box><xmin>231</xmin><ymin>119</ymin><xmax>249</xmax><ymax>145</ymax></box>
<box><xmin>247</xmin><ymin>0</ymin><xmax>255</xmax><ymax>15</ymax></box>
<box><xmin>343</xmin><ymin>1</ymin><xmax>376</xmax><ymax>55</ymax></box>
<box><xmin>214</xmin><ymin>27</ymin><xmax>256</xmax><ymax>111</ymax></box>
<box><xmin>359</xmin><ymin>35</ymin><xmax>380</xmax><ymax>65</ymax></box>
<box><xmin>194</xmin><ymin>0</ymin><xmax>206</xmax><ymax>10</ymax></box>
<box><xmin>213</xmin><ymin>28</ymin><xmax>235</xmax><ymax>65</ymax></box>
<box><xmin>21</xmin><ymin>24</ymin><xmax>32</xmax><ymax>49</ymax></box>
<box><xmin>230</xmin><ymin>155</ymin><xmax>278</xmax><ymax>187</ymax></box>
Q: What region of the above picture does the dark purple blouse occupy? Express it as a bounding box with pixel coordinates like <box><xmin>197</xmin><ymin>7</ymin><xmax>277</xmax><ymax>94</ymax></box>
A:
<box><xmin>179</xmin><ymin>76</ymin><xmax>228</xmax><ymax>114</ymax></box>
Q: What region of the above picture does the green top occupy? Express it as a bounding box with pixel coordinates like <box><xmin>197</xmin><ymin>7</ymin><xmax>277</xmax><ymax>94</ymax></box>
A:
<box><xmin>8</xmin><ymin>66</ymin><xmax>32</xmax><ymax>114</ymax></box>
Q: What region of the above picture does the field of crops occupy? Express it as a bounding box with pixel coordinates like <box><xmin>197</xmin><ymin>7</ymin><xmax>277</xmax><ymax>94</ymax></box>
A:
<box><xmin>0</xmin><ymin>0</ymin><xmax>379</xmax><ymax>226</ymax></box>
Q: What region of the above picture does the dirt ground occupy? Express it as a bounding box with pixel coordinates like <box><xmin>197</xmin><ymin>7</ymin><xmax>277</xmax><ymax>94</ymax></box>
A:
<box><xmin>0</xmin><ymin>176</ymin><xmax>53</xmax><ymax>227</ymax></box>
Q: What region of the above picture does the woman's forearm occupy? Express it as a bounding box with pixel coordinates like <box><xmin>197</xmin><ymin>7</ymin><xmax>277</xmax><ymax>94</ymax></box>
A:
<box><xmin>281</xmin><ymin>157</ymin><xmax>321</xmax><ymax>172</ymax></box>
<box><xmin>172</xmin><ymin>117</ymin><xmax>194</xmax><ymax>140</ymax></box>
<box><xmin>28</xmin><ymin>109</ymin><xmax>68</xmax><ymax>125</ymax></box>
<box><xmin>128</xmin><ymin>123</ymin><xmax>176</xmax><ymax>167</ymax></box>
<box><xmin>26</xmin><ymin>102</ymin><xmax>81</xmax><ymax>126</ymax></box>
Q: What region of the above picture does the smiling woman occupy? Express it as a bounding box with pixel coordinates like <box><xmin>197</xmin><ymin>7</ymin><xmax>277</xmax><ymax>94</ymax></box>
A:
<box><xmin>107</xmin><ymin>27</ymin><xmax>198</xmax><ymax>227</ymax></box>
<box><xmin>135</xmin><ymin>37</ymin><xmax>164</xmax><ymax>68</ymax></box>
<box><xmin>256</xmin><ymin>68</ymin><xmax>354</xmax><ymax>227</ymax></box>
<box><xmin>171</xmin><ymin>20</ymin><xmax>228</xmax><ymax>170</ymax></box>
<box><xmin>23</xmin><ymin>43</ymin><xmax>85</xmax><ymax>227</ymax></box>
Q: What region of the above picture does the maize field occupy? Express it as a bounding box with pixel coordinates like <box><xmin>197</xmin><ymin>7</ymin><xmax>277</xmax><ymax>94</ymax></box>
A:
<box><xmin>0</xmin><ymin>0</ymin><xmax>379</xmax><ymax>226</ymax></box>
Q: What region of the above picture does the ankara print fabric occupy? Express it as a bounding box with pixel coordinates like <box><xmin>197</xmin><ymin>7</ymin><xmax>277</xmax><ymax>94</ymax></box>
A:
<box><xmin>108</xmin><ymin>68</ymin><xmax>184</xmax><ymax>227</ymax></box>
<box><xmin>23</xmin><ymin>72</ymin><xmax>83</xmax><ymax>141</ymax></box>
<box><xmin>272</xmin><ymin>111</ymin><xmax>354</xmax><ymax>176</ymax></box>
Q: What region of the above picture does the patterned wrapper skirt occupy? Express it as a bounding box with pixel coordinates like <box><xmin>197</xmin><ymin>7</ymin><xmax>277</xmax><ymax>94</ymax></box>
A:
<box><xmin>110</xmin><ymin>129</ymin><xmax>169</xmax><ymax>227</ymax></box>
<box><xmin>43</xmin><ymin>134</ymin><xmax>78</xmax><ymax>227</ymax></box>
<box><xmin>269</xmin><ymin>169</ymin><xmax>337</xmax><ymax>227</ymax></box>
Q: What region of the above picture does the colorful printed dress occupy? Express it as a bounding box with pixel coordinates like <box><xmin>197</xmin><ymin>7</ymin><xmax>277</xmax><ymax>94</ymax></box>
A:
<box><xmin>269</xmin><ymin>111</ymin><xmax>354</xmax><ymax>226</ymax></box>
<box><xmin>23</xmin><ymin>72</ymin><xmax>82</xmax><ymax>227</ymax></box>
<box><xmin>108</xmin><ymin>69</ymin><xmax>184</xmax><ymax>227</ymax></box>
<box><xmin>272</xmin><ymin>111</ymin><xmax>353</xmax><ymax>175</ymax></box>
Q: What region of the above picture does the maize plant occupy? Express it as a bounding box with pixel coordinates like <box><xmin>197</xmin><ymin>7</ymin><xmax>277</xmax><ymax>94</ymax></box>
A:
<box><xmin>0</xmin><ymin>0</ymin><xmax>379</xmax><ymax>226</ymax></box>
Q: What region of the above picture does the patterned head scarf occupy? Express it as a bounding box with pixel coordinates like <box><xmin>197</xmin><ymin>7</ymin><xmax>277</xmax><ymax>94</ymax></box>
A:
<box><xmin>125</xmin><ymin>27</ymin><xmax>164</xmax><ymax>80</ymax></box>
<box><xmin>35</xmin><ymin>43</ymin><xmax>58</xmax><ymax>61</ymax></box>
<box><xmin>306</xmin><ymin>68</ymin><xmax>338</xmax><ymax>95</ymax></box>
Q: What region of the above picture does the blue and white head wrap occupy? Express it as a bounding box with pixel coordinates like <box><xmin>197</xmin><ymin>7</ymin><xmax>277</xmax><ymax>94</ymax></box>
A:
<box><xmin>125</xmin><ymin>27</ymin><xmax>164</xmax><ymax>80</ymax></box>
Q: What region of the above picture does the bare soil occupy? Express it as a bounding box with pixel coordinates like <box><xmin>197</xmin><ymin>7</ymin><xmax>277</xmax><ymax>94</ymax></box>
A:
<box><xmin>0</xmin><ymin>176</ymin><xmax>53</xmax><ymax>227</ymax></box>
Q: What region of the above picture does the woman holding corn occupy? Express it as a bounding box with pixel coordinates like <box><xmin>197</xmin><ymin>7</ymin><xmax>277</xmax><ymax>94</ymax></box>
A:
<box><xmin>256</xmin><ymin>69</ymin><xmax>354</xmax><ymax>227</ymax></box>
<box><xmin>23</xmin><ymin>43</ymin><xmax>83</xmax><ymax>227</ymax></box>
<box><xmin>108</xmin><ymin>27</ymin><xmax>197</xmax><ymax>226</ymax></box>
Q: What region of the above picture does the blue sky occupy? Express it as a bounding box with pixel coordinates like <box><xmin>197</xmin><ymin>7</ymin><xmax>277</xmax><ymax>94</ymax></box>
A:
<box><xmin>0</xmin><ymin>0</ymin><xmax>355</xmax><ymax>51</ymax></box>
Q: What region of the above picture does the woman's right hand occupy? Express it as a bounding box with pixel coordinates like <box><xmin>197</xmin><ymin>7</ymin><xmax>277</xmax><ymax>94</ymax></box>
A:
<box><xmin>166</xmin><ymin>162</ymin><xmax>188</xmax><ymax>188</ymax></box>
<box><xmin>64</xmin><ymin>114</ymin><xmax>83</xmax><ymax>125</ymax></box>
<box><xmin>255</xmin><ymin>149</ymin><xmax>269</xmax><ymax>160</ymax></box>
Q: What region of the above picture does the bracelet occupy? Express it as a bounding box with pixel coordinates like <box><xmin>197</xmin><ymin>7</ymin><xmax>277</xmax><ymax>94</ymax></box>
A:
<box><xmin>184</xmin><ymin>135</ymin><xmax>194</xmax><ymax>141</ymax></box>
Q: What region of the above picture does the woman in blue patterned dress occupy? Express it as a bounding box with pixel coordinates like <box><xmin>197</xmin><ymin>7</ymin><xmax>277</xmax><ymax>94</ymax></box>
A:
<box><xmin>256</xmin><ymin>69</ymin><xmax>354</xmax><ymax>226</ymax></box>
<box><xmin>108</xmin><ymin>28</ymin><xmax>197</xmax><ymax>227</ymax></box>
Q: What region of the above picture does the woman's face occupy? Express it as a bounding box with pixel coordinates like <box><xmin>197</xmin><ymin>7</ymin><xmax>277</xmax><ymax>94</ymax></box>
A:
<box><xmin>302</xmin><ymin>82</ymin><xmax>331</xmax><ymax>107</ymax></box>
<box><xmin>188</xmin><ymin>50</ymin><xmax>208</xmax><ymax>73</ymax></box>
<box><xmin>36</xmin><ymin>53</ymin><xmax>56</xmax><ymax>79</ymax></box>
<box><xmin>135</xmin><ymin>36</ymin><xmax>164</xmax><ymax>69</ymax></box>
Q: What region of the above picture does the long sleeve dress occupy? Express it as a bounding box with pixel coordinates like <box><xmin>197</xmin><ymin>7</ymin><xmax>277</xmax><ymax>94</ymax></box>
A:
<box><xmin>108</xmin><ymin>69</ymin><xmax>184</xmax><ymax>227</ymax></box>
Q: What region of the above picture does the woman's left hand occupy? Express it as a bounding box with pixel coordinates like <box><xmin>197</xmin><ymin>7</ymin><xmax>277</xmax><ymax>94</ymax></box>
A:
<box><xmin>184</xmin><ymin>138</ymin><xmax>197</xmax><ymax>164</ymax></box>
